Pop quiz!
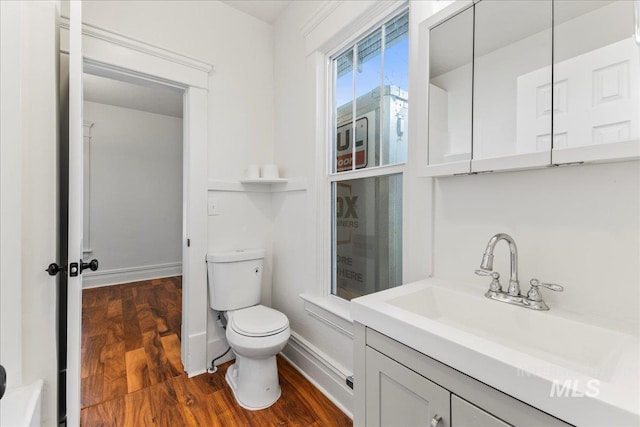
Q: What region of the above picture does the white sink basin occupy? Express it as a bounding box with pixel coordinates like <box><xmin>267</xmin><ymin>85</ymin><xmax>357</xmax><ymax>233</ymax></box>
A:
<box><xmin>351</xmin><ymin>278</ymin><xmax>640</xmax><ymax>427</ymax></box>
<box><xmin>387</xmin><ymin>285</ymin><xmax>633</xmax><ymax>381</ymax></box>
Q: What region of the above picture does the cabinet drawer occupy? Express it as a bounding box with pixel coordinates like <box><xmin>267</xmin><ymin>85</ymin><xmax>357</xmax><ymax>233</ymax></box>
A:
<box><xmin>452</xmin><ymin>395</ymin><xmax>511</xmax><ymax>427</ymax></box>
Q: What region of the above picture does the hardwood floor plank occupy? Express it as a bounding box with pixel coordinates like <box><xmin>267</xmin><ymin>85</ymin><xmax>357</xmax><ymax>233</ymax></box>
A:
<box><xmin>100</xmin><ymin>342</ymin><xmax>127</xmax><ymax>403</ymax></box>
<box><xmin>160</xmin><ymin>333</ymin><xmax>185</xmax><ymax>374</ymax></box>
<box><xmin>137</xmin><ymin>303</ymin><xmax>157</xmax><ymax>333</ymax></box>
<box><xmin>81</xmin><ymin>374</ymin><xmax>104</xmax><ymax>408</ymax></box>
<box><xmin>123</xmin><ymin>387</ymin><xmax>156</xmax><ymax>426</ymax></box>
<box><xmin>81</xmin><ymin>335</ymin><xmax>106</xmax><ymax>378</ymax></box>
<box><xmin>142</xmin><ymin>330</ymin><xmax>180</xmax><ymax>384</ymax></box>
<box><xmin>172</xmin><ymin>374</ymin><xmax>222</xmax><ymax>426</ymax></box>
<box><xmin>122</xmin><ymin>290</ymin><xmax>143</xmax><ymax>351</ymax></box>
<box><xmin>148</xmin><ymin>379</ymin><xmax>189</xmax><ymax>427</ymax></box>
<box><xmin>151</xmin><ymin>306</ymin><xmax>171</xmax><ymax>336</ymax></box>
<box><xmin>81</xmin><ymin>395</ymin><xmax>124</xmax><ymax>426</ymax></box>
<box><xmin>106</xmin><ymin>298</ymin><xmax>122</xmax><ymax>319</ymax></box>
<box><xmin>125</xmin><ymin>347</ymin><xmax>150</xmax><ymax>393</ymax></box>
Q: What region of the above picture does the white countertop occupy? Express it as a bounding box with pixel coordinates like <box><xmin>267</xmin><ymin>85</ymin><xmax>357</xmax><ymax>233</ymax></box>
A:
<box><xmin>351</xmin><ymin>278</ymin><xmax>639</xmax><ymax>427</ymax></box>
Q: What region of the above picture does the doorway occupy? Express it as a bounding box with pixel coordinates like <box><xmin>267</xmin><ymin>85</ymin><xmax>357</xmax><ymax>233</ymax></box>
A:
<box><xmin>61</xmin><ymin>15</ymin><xmax>210</xmax><ymax>425</ymax></box>
<box><xmin>78</xmin><ymin>72</ymin><xmax>185</xmax><ymax>409</ymax></box>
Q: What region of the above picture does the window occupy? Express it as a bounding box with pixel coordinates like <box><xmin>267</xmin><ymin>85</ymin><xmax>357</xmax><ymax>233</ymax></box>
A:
<box><xmin>330</xmin><ymin>10</ymin><xmax>408</xmax><ymax>301</ymax></box>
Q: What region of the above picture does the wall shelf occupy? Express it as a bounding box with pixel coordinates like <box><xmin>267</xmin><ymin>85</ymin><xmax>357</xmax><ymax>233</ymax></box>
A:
<box><xmin>208</xmin><ymin>178</ymin><xmax>307</xmax><ymax>193</ymax></box>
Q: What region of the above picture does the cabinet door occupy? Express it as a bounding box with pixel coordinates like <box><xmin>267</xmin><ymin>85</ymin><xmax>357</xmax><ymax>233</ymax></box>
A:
<box><xmin>552</xmin><ymin>0</ymin><xmax>640</xmax><ymax>164</ymax></box>
<box><xmin>424</xmin><ymin>3</ymin><xmax>474</xmax><ymax>176</ymax></box>
<box><xmin>366</xmin><ymin>347</ymin><xmax>450</xmax><ymax>427</ymax></box>
<box><xmin>451</xmin><ymin>395</ymin><xmax>511</xmax><ymax>427</ymax></box>
<box><xmin>472</xmin><ymin>0</ymin><xmax>553</xmax><ymax>173</ymax></box>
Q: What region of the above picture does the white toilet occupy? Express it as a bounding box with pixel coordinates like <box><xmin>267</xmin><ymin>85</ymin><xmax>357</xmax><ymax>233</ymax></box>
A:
<box><xmin>206</xmin><ymin>248</ymin><xmax>290</xmax><ymax>410</ymax></box>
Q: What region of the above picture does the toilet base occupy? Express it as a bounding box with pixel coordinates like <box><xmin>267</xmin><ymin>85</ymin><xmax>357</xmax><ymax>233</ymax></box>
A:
<box><xmin>225</xmin><ymin>353</ymin><xmax>282</xmax><ymax>411</ymax></box>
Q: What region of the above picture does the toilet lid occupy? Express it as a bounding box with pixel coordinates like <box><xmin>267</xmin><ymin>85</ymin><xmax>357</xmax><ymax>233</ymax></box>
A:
<box><xmin>230</xmin><ymin>305</ymin><xmax>289</xmax><ymax>337</ymax></box>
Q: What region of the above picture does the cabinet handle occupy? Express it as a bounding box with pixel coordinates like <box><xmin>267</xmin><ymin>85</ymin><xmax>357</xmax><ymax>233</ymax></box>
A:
<box><xmin>430</xmin><ymin>414</ymin><xmax>443</xmax><ymax>427</ymax></box>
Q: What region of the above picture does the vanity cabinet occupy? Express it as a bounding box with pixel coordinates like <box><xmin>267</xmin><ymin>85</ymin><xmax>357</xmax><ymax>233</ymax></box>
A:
<box><xmin>421</xmin><ymin>0</ymin><xmax>640</xmax><ymax>177</ymax></box>
<box><xmin>355</xmin><ymin>325</ymin><xmax>572</xmax><ymax>427</ymax></box>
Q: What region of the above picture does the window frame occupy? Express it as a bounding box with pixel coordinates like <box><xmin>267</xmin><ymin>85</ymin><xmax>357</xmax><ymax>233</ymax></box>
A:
<box><xmin>326</xmin><ymin>7</ymin><xmax>409</xmax><ymax>302</ymax></box>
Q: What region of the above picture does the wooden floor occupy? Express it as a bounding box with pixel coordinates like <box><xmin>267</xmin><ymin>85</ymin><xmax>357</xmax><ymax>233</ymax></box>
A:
<box><xmin>81</xmin><ymin>277</ymin><xmax>352</xmax><ymax>426</ymax></box>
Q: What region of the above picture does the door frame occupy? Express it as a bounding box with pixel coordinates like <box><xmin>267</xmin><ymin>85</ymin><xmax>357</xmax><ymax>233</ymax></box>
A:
<box><xmin>60</xmin><ymin>16</ymin><xmax>212</xmax><ymax>423</ymax></box>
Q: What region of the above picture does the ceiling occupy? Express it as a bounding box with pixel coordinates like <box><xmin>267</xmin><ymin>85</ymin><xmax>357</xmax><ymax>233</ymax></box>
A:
<box><xmin>83</xmin><ymin>73</ymin><xmax>184</xmax><ymax>118</ymax></box>
<box><xmin>220</xmin><ymin>0</ymin><xmax>291</xmax><ymax>24</ymax></box>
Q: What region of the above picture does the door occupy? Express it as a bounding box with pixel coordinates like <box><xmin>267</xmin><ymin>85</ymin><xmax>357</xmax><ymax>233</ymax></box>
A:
<box><xmin>366</xmin><ymin>347</ymin><xmax>450</xmax><ymax>427</ymax></box>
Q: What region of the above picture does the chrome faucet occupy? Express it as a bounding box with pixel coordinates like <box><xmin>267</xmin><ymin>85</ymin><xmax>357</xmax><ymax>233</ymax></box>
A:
<box><xmin>475</xmin><ymin>233</ymin><xmax>563</xmax><ymax>311</ymax></box>
<box><xmin>479</xmin><ymin>233</ymin><xmax>520</xmax><ymax>296</ymax></box>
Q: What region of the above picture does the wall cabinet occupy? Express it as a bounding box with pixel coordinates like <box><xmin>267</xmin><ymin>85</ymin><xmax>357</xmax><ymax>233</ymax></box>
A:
<box><xmin>421</xmin><ymin>0</ymin><xmax>640</xmax><ymax>177</ymax></box>
<box><xmin>355</xmin><ymin>325</ymin><xmax>571</xmax><ymax>427</ymax></box>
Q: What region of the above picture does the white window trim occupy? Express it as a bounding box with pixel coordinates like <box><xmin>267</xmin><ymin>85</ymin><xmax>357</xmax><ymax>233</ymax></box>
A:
<box><xmin>300</xmin><ymin>2</ymin><xmax>409</xmax><ymax>328</ymax></box>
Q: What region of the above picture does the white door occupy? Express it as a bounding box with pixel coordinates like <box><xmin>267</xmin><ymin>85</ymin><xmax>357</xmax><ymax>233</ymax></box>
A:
<box><xmin>67</xmin><ymin>2</ymin><xmax>85</xmax><ymax>424</ymax></box>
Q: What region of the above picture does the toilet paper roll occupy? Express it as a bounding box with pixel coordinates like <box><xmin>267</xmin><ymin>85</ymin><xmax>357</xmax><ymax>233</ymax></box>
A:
<box><xmin>261</xmin><ymin>164</ymin><xmax>279</xmax><ymax>179</ymax></box>
<box><xmin>245</xmin><ymin>164</ymin><xmax>260</xmax><ymax>180</ymax></box>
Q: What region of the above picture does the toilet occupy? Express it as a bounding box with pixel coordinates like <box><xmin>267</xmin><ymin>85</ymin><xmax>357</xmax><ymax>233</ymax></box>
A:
<box><xmin>206</xmin><ymin>249</ymin><xmax>290</xmax><ymax>410</ymax></box>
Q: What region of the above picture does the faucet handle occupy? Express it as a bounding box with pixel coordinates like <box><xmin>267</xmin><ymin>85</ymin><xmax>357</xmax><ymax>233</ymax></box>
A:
<box><xmin>527</xmin><ymin>278</ymin><xmax>563</xmax><ymax>302</ymax></box>
<box><xmin>529</xmin><ymin>278</ymin><xmax>563</xmax><ymax>292</ymax></box>
<box><xmin>475</xmin><ymin>269</ymin><xmax>502</xmax><ymax>292</ymax></box>
<box><xmin>474</xmin><ymin>269</ymin><xmax>497</xmax><ymax>278</ymax></box>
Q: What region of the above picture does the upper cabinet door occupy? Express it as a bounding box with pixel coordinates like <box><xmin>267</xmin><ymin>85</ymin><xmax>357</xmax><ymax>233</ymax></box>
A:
<box><xmin>424</xmin><ymin>3</ymin><xmax>474</xmax><ymax>176</ymax></box>
<box><xmin>472</xmin><ymin>0</ymin><xmax>553</xmax><ymax>173</ymax></box>
<box><xmin>552</xmin><ymin>0</ymin><xmax>640</xmax><ymax>164</ymax></box>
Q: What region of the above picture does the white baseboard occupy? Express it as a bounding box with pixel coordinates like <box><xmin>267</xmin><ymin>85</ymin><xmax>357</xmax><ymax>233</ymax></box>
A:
<box><xmin>206</xmin><ymin>337</ymin><xmax>235</xmax><ymax>370</ymax></box>
<box><xmin>82</xmin><ymin>262</ymin><xmax>182</xmax><ymax>288</ymax></box>
<box><xmin>185</xmin><ymin>331</ymin><xmax>207</xmax><ymax>377</ymax></box>
<box><xmin>281</xmin><ymin>330</ymin><xmax>353</xmax><ymax>419</ymax></box>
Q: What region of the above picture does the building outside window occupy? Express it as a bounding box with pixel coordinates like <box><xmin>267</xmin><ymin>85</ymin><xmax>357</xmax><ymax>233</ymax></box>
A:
<box><xmin>330</xmin><ymin>10</ymin><xmax>409</xmax><ymax>300</ymax></box>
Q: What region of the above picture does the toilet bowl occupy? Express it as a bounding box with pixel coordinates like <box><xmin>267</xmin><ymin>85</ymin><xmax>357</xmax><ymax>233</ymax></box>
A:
<box><xmin>224</xmin><ymin>305</ymin><xmax>290</xmax><ymax>410</ymax></box>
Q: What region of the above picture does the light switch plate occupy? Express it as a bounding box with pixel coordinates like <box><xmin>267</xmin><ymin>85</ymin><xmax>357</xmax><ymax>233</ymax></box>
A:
<box><xmin>208</xmin><ymin>198</ymin><xmax>219</xmax><ymax>216</ymax></box>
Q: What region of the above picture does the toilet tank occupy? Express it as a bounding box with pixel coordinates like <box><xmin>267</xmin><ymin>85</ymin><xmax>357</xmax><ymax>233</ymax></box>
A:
<box><xmin>206</xmin><ymin>249</ymin><xmax>265</xmax><ymax>311</ymax></box>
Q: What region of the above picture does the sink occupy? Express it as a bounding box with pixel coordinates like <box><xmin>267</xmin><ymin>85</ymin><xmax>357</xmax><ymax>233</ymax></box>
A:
<box><xmin>386</xmin><ymin>284</ymin><xmax>635</xmax><ymax>381</ymax></box>
<box><xmin>351</xmin><ymin>278</ymin><xmax>640</xmax><ymax>426</ymax></box>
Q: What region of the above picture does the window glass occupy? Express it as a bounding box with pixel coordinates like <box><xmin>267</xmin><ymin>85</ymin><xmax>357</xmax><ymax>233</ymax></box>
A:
<box><xmin>333</xmin><ymin>11</ymin><xmax>409</xmax><ymax>173</ymax></box>
<box><xmin>332</xmin><ymin>174</ymin><xmax>403</xmax><ymax>300</ymax></box>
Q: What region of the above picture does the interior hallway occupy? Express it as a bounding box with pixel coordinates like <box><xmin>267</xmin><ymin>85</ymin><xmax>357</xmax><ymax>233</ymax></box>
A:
<box><xmin>80</xmin><ymin>277</ymin><xmax>352</xmax><ymax>426</ymax></box>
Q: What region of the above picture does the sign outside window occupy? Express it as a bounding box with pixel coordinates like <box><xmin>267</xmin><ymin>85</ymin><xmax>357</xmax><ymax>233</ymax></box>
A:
<box><xmin>336</xmin><ymin>117</ymin><xmax>368</xmax><ymax>171</ymax></box>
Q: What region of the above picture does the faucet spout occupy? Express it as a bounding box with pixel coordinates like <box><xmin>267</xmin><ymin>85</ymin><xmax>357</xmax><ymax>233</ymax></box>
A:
<box><xmin>480</xmin><ymin>233</ymin><xmax>519</xmax><ymax>296</ymax></box>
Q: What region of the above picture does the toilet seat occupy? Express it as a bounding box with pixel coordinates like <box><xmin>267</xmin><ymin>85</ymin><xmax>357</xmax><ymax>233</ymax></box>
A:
<box><xmin>229</xmin><ymin>305</ymin><xmax>289</xmax><ymax>337</ymax></box>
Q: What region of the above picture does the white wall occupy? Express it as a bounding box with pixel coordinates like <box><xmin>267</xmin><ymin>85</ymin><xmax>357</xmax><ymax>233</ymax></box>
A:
<box><xmin>82</xmin><ymin>101</ymin><xmax>183</xmax><ymax>287</ymax></box>
<box><xmin>0</xmin><ymin>1</ymin><xmax>60</xmax><ymax>426</ymax></box>
<box><xmin>80</xmin><ymin>0</ymin><xmax>276</xmax><ymax>366</ymax></box>
<box><xmin>434</xmin><ymin>161</ymin><xmax>640</xmax><ymax>333</ymax></box>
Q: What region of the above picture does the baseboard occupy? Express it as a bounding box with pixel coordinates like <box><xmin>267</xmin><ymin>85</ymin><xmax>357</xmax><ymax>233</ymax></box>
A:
<box><xmin>185</xmin><ymin>331</ymin><xmax>208</xmax><ymax>377</ymax></box>
<box><xmin>206</xmin><ymin>337</ymin><xmax>235</xmax><ymax>370</ymax></box>
<box><xmin>82</xmin><ymin>262</ymin><xmax>182</xmax><ymax>288</ymax></box>
<box><xmin>281</xmin><ymin>330</ymin><xmax>353</xmax><ymax>419</ymax></box>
